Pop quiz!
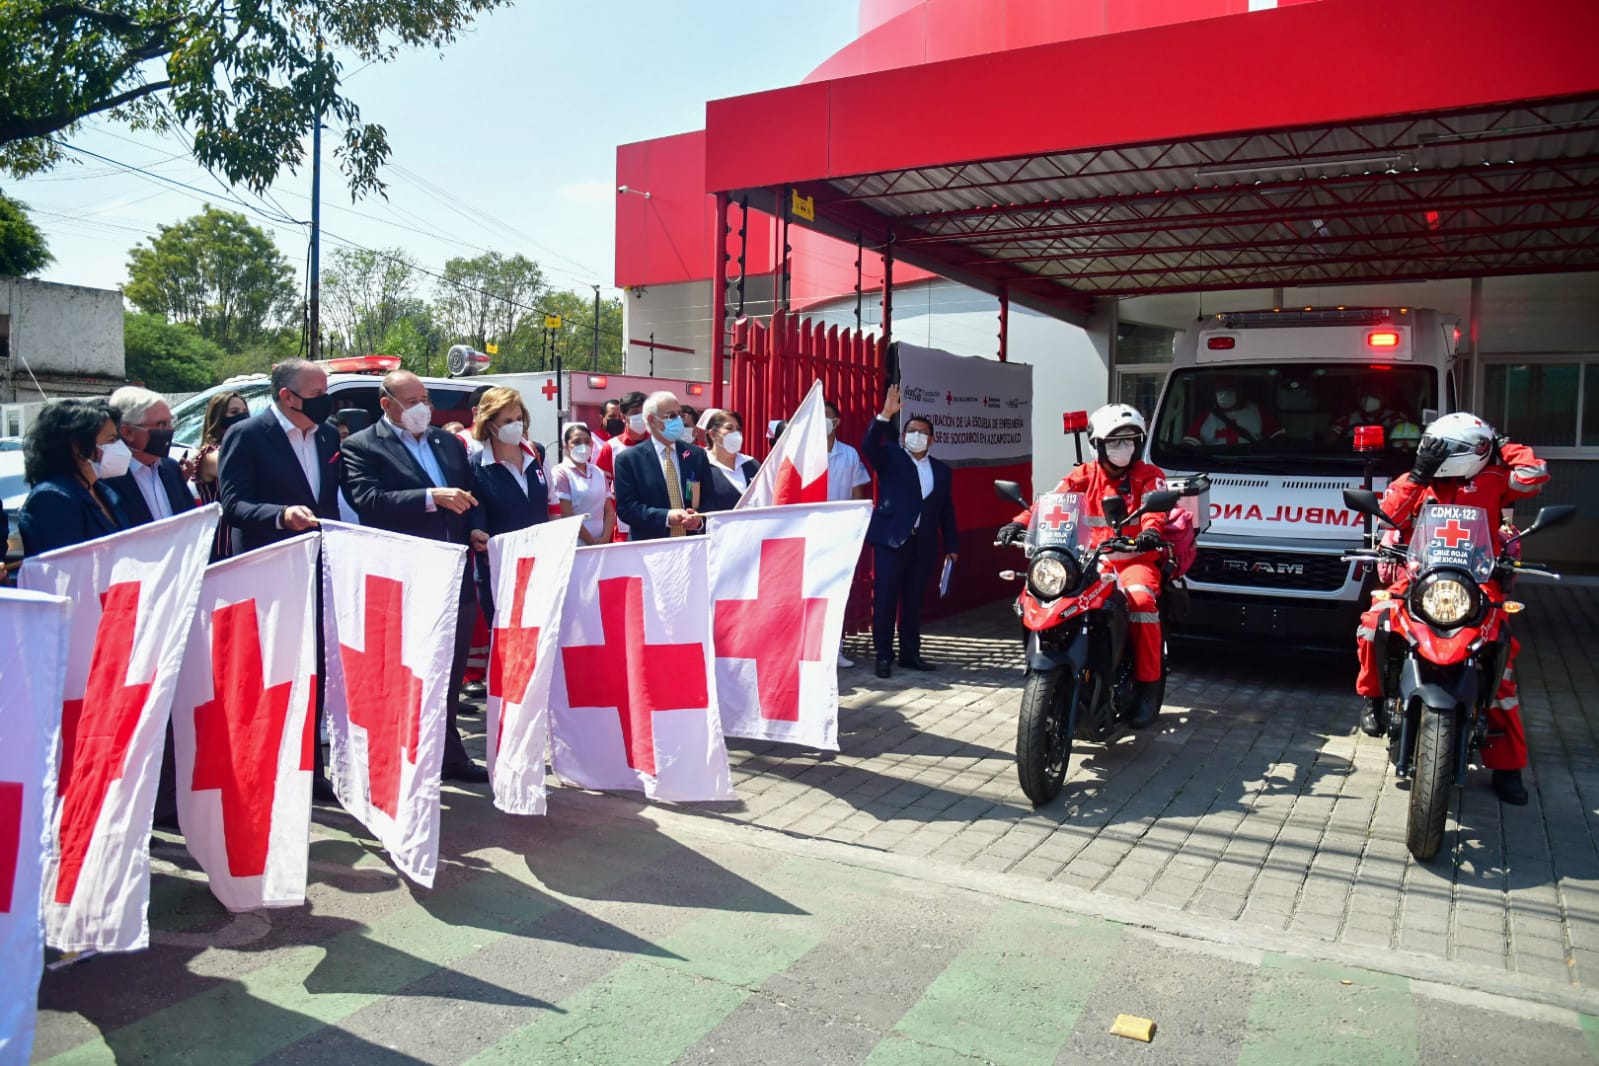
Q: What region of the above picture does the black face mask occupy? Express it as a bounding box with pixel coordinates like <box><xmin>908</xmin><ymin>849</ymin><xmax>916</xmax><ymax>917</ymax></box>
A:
<box><xmin>219</xmin><ymin>411</ymin><xmax>250</xmax><ymax>435</ymax></box>
<box><xmin>142</xmin><ymin>428</ymin><xmax>175</xmax><ymax>456</ymax></box>
<box><xmin>293</xmin><ymin>390</ymin><xmax>335</xmax><ymax>424</ymax></box>
<box><xmin>605</xmin><ymin>417</ymin><xmax>625</xmax><ymax>436</ymax></box>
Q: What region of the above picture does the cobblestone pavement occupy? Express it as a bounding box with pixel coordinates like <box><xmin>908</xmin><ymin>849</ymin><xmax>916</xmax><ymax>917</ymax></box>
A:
<box><xmin>687</xmin><ymin>584</ymin><xmax>1599</xmax><ymax>998</ymax></box>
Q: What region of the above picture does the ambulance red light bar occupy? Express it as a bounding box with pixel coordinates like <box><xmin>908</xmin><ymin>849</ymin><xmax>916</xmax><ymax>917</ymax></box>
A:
<box><xmin>1353</xmin><ymin>425</ymin><xmax>1386</xmax><ymax>453</ymax></box>
<box><xmin>1063</xmin><ymin>410</ymin><xmax>1089</xmax><ymax>433</ymax></box>
<box><xmin>1366</xmin><ymin>330</ymin><xmax>1401</xmax><ymax>349</ymax></box>
<box><xmin>587</xmin><ymin>374</ymin><xmax>609</xmax><ymax>389</ymax></box>
<box><xmin>318</xmin><ymin>354</ymin><xmax>401</xmax><ymax>375</ymax></box>
<box><xmin>1206</xmin><ymin>336</ymin><xmax>1236</xmax><ymax>350</ymax></box>
<box><xmin>1215</xmin><ymin>307</ymin><xmax>1396</xmax><ymax>329</ymax></box>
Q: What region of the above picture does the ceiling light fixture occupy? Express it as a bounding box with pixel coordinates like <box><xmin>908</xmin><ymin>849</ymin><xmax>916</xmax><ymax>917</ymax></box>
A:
<box><xmin>1195</xmin><ymin>153</ymin><xmax>1405</xmax><ymax>181</ymax></box>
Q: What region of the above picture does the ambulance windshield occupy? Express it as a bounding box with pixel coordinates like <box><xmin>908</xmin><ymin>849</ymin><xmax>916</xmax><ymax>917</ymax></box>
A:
<box><xmin>1149</xmin><ymin>363</ymin><xmax>1436</xmax><ymax>473</ymax></box>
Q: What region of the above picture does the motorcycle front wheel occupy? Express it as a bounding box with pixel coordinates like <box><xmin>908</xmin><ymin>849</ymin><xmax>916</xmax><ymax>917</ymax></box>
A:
<box><xmin>1017</xmin><ymin>666</ymin><xmax>1076</xmax><ymax>806</ymax></box>
<box><xmin>1408</xmin><ymin>702</ymin><xmax>1458</xmax><ymax>861</ymax></box>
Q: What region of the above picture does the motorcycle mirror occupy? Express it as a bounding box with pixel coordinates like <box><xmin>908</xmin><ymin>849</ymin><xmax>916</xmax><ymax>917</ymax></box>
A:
<box><xmin>1513</xmin><ymin>504</ymin><xmax>1577</xmax><ymax>542</ymax></box>
<box><xmin>1101</xmin><ymin>494</ymin><xmax>1129</xmax><ymax>527</ymax></box>
<box><xmin>993</xmin><ymin>480</ymin><xmax>1026</xmax><ymax>507</ymax></box>
<box><xmin>1141</xmin><ymin>489</ymin><xmax>1180</xmax><ymax>515</ymax></box>
<box><xmin>1342</xmin><ymin>487</ymin><xmax>1399</xmax><ymax>528</ymax></box>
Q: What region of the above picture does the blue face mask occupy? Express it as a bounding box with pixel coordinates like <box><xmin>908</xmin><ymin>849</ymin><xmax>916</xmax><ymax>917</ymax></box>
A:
<box><xmin>660</xmin><ymin>416</ymin><xmax>686</xmax><ymax>442</ymax></box>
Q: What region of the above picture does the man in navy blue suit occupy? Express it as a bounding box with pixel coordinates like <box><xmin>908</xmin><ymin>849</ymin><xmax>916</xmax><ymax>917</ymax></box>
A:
<box><xmin>342</xmin><ymin>369</ymin><xmax>490</xmax><ymax>782</ymax></box>
<box><xmin>861</xmin><ymin>384</ymin><xmax>959</xmax><ymax>678</ymax></box>
<box><xmin>102</xmin><ymin>386</ymin><xmax>196</xmax><ymax>526</ymax></box>
<box><xmin>614</xmin><ymin>390</ymin><xmax>707</xmax><ymax>540</ymax></box>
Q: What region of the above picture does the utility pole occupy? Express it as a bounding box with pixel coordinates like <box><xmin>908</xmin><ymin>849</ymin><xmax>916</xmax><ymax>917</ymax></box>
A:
<box><xmin>308</xmin><ymin>28</ymin><xmax>324</xmax><ymax>360</ymax></box>
<box><xmin>591</xmin><ymin>284</ymin><xmax>601</xmax><ymax>371</ymax></box>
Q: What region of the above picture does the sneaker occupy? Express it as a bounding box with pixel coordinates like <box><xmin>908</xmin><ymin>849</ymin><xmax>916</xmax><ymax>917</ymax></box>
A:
<box><xmin>1492</xmin><ymin>768</ymin><xmax>1529</xmax><ymax>806</ymax></box>
<box><xmin>837</xmin><ymin>652</ymin><xmax>855</xmax><ymax>668</ymax></box>
<box><xmin>1360</xmin><ymin>697</ymin><xmax>1388</xmax><ymax>738</ymax></box>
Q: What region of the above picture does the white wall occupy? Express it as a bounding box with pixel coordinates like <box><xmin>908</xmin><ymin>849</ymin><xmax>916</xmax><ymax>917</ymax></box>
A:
<box><xmin>621</xmin><ymin>275</ymin><xmax>778</xmax><ymax>380</ymax></box>
<box><xmin>0</xmin><ymin>277</ymin><xmax>125</xmax><ymax>396</ymax></box>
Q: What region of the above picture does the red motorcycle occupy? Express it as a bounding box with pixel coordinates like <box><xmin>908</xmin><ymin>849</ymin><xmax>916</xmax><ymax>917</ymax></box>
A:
<box><xmin>1342</xmin><ymin>488</ymin><xmax>1572</xmax><ymax>859</ymax></box>
<box><xmin>994</xmin><ymin>481</ymin><xmax>1179</xmax><ymax>805</ymax></box>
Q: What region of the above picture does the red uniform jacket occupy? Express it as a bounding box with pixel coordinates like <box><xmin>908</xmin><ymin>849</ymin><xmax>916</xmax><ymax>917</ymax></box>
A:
<box><xmin>1015</xmin><ymin>459</ymin><xmax>1168</xmax><ymax>562</ymax></box>
<box><xmin>1379</xmin><ymin>441</ymin><xmax>1548</xmax><ymax>554</ymax></box>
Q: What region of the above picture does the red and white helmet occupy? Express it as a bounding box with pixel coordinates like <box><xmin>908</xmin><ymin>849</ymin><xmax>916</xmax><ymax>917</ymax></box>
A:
<box><xmin>1086</xmin><ymin>403</ymin><xmax>1147</xmax><ymax>446</ymax></box>
<box><xmin>1422</xmin><ymin>412</ymin><xmax>1496</xmax><ymax>480</ymax></box>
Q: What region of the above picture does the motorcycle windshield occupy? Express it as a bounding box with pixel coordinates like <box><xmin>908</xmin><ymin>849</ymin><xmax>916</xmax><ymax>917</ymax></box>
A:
<box><xmin>1027</xmin><ymin>492</ymin><xmax>1087</xmax><ymax>555</ymax></box>
<box><xmin>1408</xmin><ymin>504</ymin><xmax>1496</xmax><ymax>581</ymax></box>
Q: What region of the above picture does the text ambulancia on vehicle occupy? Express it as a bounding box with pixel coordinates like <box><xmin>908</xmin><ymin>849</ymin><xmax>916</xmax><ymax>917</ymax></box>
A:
<box><xmin>1147</xmin><ymin>307</ymin><xmax>1462</xmax><ymax>647</ymax></box>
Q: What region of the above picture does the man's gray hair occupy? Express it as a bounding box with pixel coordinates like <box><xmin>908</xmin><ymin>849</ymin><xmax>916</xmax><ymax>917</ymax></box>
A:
<box><xmin>107</xmin><ymin>385</ymin><xmax>167</xmax><ymax>423</ymax></box>
<box><xmin>642</xmin><ymin>390</ymin><xmax>679</xmax><ymax>420</ymax></box>
<box><xmin>271</xmin><ymin>358</ymin><xmax>319</xmax><ymax>398</ymax></box>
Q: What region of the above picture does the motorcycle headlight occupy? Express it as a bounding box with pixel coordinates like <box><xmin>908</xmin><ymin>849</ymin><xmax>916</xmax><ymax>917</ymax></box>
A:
<box><xmin>1028</xmin><ymin>551</ymin><xmax>1080</xmax><ymax>601</ymax></box>
<box><xmin>1411</xmin><ymin>571</ymin><xmax>1480</xmax><ymax>629</ymax></box>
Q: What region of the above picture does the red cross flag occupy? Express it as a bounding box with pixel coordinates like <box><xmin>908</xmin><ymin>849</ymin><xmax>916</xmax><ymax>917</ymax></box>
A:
<box><xmin>707</xmin><ymin>501</ymin><xmax>872</xmax><ymax>749</ymax></box>
<box><xmin>170</xmin><ymin>534</ymin><xmax>319</xmax><ymax>912</ymax></box>
<box><xmin>550</xmin><ymin>538</ymin><xmax>733</xmax><ymax>802</ymax></box>
<box><xmin>0</xmin><ymin>588</ymin><xmax>70</xmax><ymax>1064</ymax></box>
<box><xmin>738</xmin><ymin>379</ymin><xmax>830</xmax><ymax>508</ymax></box>
<box><xmin>321</xmin><ymin>522</ymin><xmax>466</xmax><ymax>888</ymax></box>
<box><xmin>486</xmin><ymin>515</ymin><xmax>583</xmax><ymax>815</ymax></box>
<box><xmin>18</xmin><ymin>505</ymin><xmax>217</xmax><ymax>952</ymax></box>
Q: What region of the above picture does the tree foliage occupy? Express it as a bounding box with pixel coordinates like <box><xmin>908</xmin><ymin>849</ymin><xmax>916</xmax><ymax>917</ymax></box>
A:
<box><xmin>321</xmin><ymin>245</ymin><xmax>418</xmax><ymax>356</ymax></box>
<box><xmin>125</xmin><ymin>205</ymin><xmax>296</xmax><ymax>351</ymax></box>
<box><xmin>0</xmin><ymin>0</ymin><xmax>512</xmax><ymax>196</ymax></box>
<box><xmin>123</xmin><ymin>310</ymin><xmax>224</xmax><ymax>392</ymax></box>
<box><xmin>0</xmin><ymin>192</ymin><xmax>53</xmax><ymax>276</ymax></box>
<box><xmin>433</xmin><ymin>252</ymin><xmax>545</xmax><ymax>351</ymax></box>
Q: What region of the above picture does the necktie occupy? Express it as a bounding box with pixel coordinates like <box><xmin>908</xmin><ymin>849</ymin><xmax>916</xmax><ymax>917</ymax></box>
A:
<box><xmin>661</xmin><ymin>446</ymin><xmax>686</xmax><ymax>537</ymax></box>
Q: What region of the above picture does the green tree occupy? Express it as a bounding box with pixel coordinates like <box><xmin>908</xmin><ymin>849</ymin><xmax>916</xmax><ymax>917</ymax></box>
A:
<box><xmin>0</xmin><ymin>0</ymin><xmax>511</xmax><ymax>196</ymax></box>
<box><xmin>0</xmin><ymin>192</ymin><xmax>52</xmax><ymax>276</ymax></box>
<box><xmin>433</xmin><ymin>252</ymin><xmax>545</xmax><ymax>352</ymax></box>
<box><xmin>123</xmin><ymin>311</ymin><xmax>223</xmax><ymax>392</ymax></box>
<box><xmin>125</xmin><ymin>206</ymin><xmax>296</xmax><ymax>351</ymax></box>
<box><xmin>322</xmin><ymin>246</ymin><xmax>418</xmax><ymax>356</ymax></box>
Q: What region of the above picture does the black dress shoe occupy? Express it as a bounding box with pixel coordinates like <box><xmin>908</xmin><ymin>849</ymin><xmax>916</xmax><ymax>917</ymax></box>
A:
<box><xmin>1492</xmin><ymin>769</ymin><xmax>1529</xmax><ymax>806</ymax></box>
<box><xmin>462</xmin><ymin>681</ymin><xmax>487</xmax><ymax>700</ymax></box>
<box><xmin>442</xmin><ymin>762</ymin><xmax>491</xmax><ymax>784</ymax></box>
<box><xmin>875</xmin><ymin>658</ymin><xmax>893</xmax><ymax>679</ymax></box>
<box><xmin>1129</xmin><ymin>677</ymin><xmax>1164</xmax><ymax>730</ymax></box>
<box><xmin>1360</xmin><ymin>697</ymin><xmax>1389</xmax><ymax>738</ymax></box>
<box><xmin>900</xmin><ymin>658</ymin><xmax>938</xmax><ymax>671</ymax></box>
<box><xmin>311</xmin><ymin>775</ymin><xmax>338</xmax><ymax>803</ymax></box>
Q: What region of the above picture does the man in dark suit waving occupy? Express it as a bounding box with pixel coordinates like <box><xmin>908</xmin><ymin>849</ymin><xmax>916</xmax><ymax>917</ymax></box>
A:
<box><xmin>103</xmin><ymin>386</ymin><xmax>196</xmax><ymax>526</ymax></box>
<box><xmin>614</xmin><ymin>390</ymin><xmax>707</xmax><ymax>540</ymax></box>
<box><xmin>861</xmin><ymin>384</ymin><xmax>959</xmax><ymax>678</ymax></box>
<box><xmin>341</xmin><ymin>369</ymin><xmax>489</xmax><ymax>782</ymax></box>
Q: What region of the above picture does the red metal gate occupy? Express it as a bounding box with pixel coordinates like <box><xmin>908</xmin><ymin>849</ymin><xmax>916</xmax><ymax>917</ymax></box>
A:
<box><xmin>729</xmin><ymin>310</ymin><xmax>887</xmax><ymax>634</ymax></box>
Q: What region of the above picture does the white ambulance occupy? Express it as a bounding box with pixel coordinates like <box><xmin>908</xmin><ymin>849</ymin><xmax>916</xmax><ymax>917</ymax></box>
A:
<box><xmin>1147</xmin><ymin>307</ymin><xmax>1462</xmax><ymax>647</ymax></box>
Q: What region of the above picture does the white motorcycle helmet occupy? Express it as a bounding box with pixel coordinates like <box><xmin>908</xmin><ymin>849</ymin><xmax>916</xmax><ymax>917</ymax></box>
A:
<box><xmin>1421</xmin><ymin>412</ymin><xmax>1496</xmax><ymax>480</ymax></box>
<box><xmin>1087</xmin><ymin>403</ymin><xmax>1146</xmax><ymax>471</ymax></box>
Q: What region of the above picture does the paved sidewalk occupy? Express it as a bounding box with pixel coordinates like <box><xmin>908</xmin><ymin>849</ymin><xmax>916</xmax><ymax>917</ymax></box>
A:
<box><xmin>698</xmin><ymin>584</ymin><xmax>1599</xmax><ymax>995</ymax></box>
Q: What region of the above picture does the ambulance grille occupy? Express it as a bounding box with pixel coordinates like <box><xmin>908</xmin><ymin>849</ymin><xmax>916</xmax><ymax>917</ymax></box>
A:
<box><xmin>1210</xmin><ymin>476</ymin><xmax>1270</xmax><ymax>488</ymax></box>
<box><xmin>1190</xmin><ymin>548</ymin><xmax>1351</xmax><ymax>592</ymax></box>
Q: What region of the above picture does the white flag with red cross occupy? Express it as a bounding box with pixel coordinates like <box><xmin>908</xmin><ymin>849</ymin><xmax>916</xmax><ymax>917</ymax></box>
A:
<box><xmin>171</xmin><ymin>535</ymin><xmax>319</xmax><ymax>912</ymax></box>
<box><xmin>0</xmin><ymin>588</ymin><xmax>70</xmax><ymax>1065</ymax></box>
<box><xmin>18</xmin><ymin>505</ymin><xmax>217</xmax><ymax>952</ymax></box>
<box><xmin>321</xmin><ymin>522</ymin><xmax>465</xmax><ymax>888</ymax></box>
<box><xmin>485</xmin><ymin>515</ymin><xmax>583</xmax><ymax>815</ymax></box>
<box><xmin>550</xmin><ymin>538</ymin><xmax>733</xmax><ymax>802</ymax></box>
<box><xmin>738</xmin><ymin>378</ymin><xmax>830</xmax><ymax>508</ymax></box>
<box><xmin>707</xmin><ymin>501</ymin><xmax>872</xmax><ymax>749</ymax></box>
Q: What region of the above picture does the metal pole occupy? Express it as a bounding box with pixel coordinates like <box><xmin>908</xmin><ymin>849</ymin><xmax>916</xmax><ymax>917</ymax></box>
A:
<box><xmin>710</xmin><ymin>192</ymin><xmax>729</xmax><ymax>412</ymax></box>
<box><xmin>554</xmin><ymin>353</ymin><xmax>564</xmax><ymax>461</ymax></box>
<box><xmin>998</xmin><ymin>286</ymin><xmax>1009</xmax><ymax>362</ymax></box>
<box><xmin>591</xmin><ymin>284</ymin><xmax>601</xmax><ymax>371</ymax></box>
<box><xmin>881</xmin><ymin>233</ymin><xmax>895</xmax><ymax>347</ymax></box>
<box><xmin>735</xmin><ymin>196</ymin><xmax>749</xmax><ymax>320</ymax></box>
<box><xmin>649</xmin><ymin>332</ymin><xmax>656</xmax><ymax>377</ymax></box>
<box><xmin>854</xmin><ymin>232</ymin><xmax>863</xmax><ymax>331</ymax></box>
<box><xmin>308</xmin><ymin>30</ymin><xmax>324</xmax><ymax>360</ymax></box>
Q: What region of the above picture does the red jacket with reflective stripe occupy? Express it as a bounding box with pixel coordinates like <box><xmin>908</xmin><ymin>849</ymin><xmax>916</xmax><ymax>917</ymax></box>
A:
<box><xmin>1379</xmin><ymin>441</ymin><xmax>1548</xmax><ymax>554</ymax></box>
<box><xmin>1015</xmin><ymin>459</ymin><xmax>1167</xmax><ymax>559</ymax></box>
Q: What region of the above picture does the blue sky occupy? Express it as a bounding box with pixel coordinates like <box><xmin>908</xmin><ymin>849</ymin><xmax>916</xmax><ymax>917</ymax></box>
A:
<box><xmin>10</xmin><ymin>0</ymin><xmax>859</xmax><ymax>299</ymax></box>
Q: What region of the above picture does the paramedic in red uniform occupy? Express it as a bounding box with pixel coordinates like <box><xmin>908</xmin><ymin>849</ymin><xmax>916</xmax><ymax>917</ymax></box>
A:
<box><xmin>998</xmin><ymin>404</ymin><xmax>1169</xmax><ymax>729</ymax></box>
<box><xmin>1355</xmin><ymin>412</ymin><xmax>1549</xmax><ymax>805</ymax></box>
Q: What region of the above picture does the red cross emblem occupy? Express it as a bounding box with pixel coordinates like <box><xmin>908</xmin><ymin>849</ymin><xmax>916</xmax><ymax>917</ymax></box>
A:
<box><xmin>56</xmin><ymin>582</ymin><xmax>152</xmax><ymax>905</ymax></box>
<box><xmin>339</xmin><ymin>576</ymin><xmax>423</xmax><ymax>818</ymax></box>
<box><xmin>0</xmin><ymin>781</ymin><xmax>21</xmax><ymax>913</ymax></box>
<box><xmin>562</xmin><ymin>575</ymin><xmax>709</xmax><ymax>776</ymax></box>
<box><xmin>489</xmin><ymin>556</ymin><xmax>542</xmax><ymax>759</ymax></box>
<box><xmin>541</xmin><ymin>379</ymin><xmax>559</xmax><ymax>401</ymax></box>
<box><xmin>771</xmin><ymin>457</ymin><xmax>829</xmax><ymax>505</ymax></box>
<box><xmin>1039</xmin><ymin>500</ymin><xmax>1076</xmax><ymax>533</ymax></box>
<box><xmin>1433</xmin><ymin>519</ymin><xmax>1472</xmax><ymax>549</ymax></box>
<box><xmin>713</xmin><ymin>538</ymin><xmax>828</xmax><ymax>722</ymax></box>
<box><xmin>191</xmin><ymin>599</ymin><xmax>295</xmax><ymax>878</ymax></box>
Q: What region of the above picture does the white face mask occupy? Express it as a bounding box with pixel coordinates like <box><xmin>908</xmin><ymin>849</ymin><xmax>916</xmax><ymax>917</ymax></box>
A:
<box><xmin>722</xmin><ymin>431</ymin><xmax>743</xmax><ymax>454</ymax></box>
<box><xmin>627</xmin><ymin>413</ymin><xmax>647</xmax><ymax>435</ymax></box>
<box><xmin>92</xmin><ymin>438</ymin><xmax>133</xmax><ymax>479</ymax></box>
<box><xmin>1215</xmin><ymin>389</ymin><xmax>1237</xmax><ymax>410</ymax></box>
<box><xmin>496</xmin><ymin>420</ymin><xmax>525</xmax><ymax>445</ymax></box>
<box><xmin>904</xmin><ymin>431</ymin><xmax>930</xmax><ymax>454</ymax></box>
<box><xmin>1361</xmin><ymin>394</ymin><xmax>1382</xmax><ymax>414</ymax></box>
<box><xmin>827</xmin><ymin>417</ymin><xmax>840</xmax><ymax>434</ymax></box>
<box><xmin>569</xmin><ymin>443</ymin><xmax>591</xmax><ymax>463</ymax></box>
<box><xmin>397</xmin><ymin>402</ymin><xmax>431</xmax><ymax>436</ymax></box>
<box><xmin>1104</xmin><ymin>440</ymin><xmax>1138</xmax><ymax>467</ymax></box>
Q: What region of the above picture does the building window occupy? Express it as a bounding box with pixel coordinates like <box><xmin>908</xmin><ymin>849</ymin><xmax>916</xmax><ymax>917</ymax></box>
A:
<box><xmin>1481</xmin><ymin>361</ymin><xmax>1591</xmax><ymax>449</ymax></box>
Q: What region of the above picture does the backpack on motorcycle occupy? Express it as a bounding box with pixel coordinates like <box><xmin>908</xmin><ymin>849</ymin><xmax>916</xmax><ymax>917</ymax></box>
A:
<box><xmin>1163</xmin><ymin>504</ymin><xmax>1198</xmax><ymax>580</ymax></box>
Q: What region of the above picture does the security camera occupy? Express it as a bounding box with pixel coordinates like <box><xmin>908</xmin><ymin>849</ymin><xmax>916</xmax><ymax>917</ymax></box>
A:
<box><xmin>617</xmin><ymin>185</ymin><xmax>651</xmax><ymax>200</ymax></box>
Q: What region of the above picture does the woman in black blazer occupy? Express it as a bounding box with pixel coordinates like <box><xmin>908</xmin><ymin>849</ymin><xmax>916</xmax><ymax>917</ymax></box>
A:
<box><xmin>469</xmin><ymin>388</ymin><xmax>551</xmax><ymax>614</ymax></box>
<box><xmin>696</xmin><ymin>409</ymin><xmax>760</xmax><ymax>514</ymax></box>
<box><xmin>17</xmin><ymin>399</ymin><xmax>133</xmax><ymax>557</ymax></box>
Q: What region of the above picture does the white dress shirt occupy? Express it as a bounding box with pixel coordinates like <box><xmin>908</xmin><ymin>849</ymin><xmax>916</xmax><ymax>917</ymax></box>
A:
<box><xmin>480</xmin><ymin>441</ymin><xmax>538</xmax><ymax>496</ymax></box>
<box><xmin>827</xmin><ymin>439</ymin><xmax>871</xmax><ymax>501</ymax></box>
<box><xmin>130</xmin><ymin>458</ymin><xmax>172</xmax><ymax>520</ymax></box>
<box><xmin>708</xmin><ymin>450</ymin><xmax>754</xmax><ymax>493</ymax></box>
<box><xmin>269</xmin><ymin>403</ymin><xmax>321</xmax><ymax>497</ymax></box>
